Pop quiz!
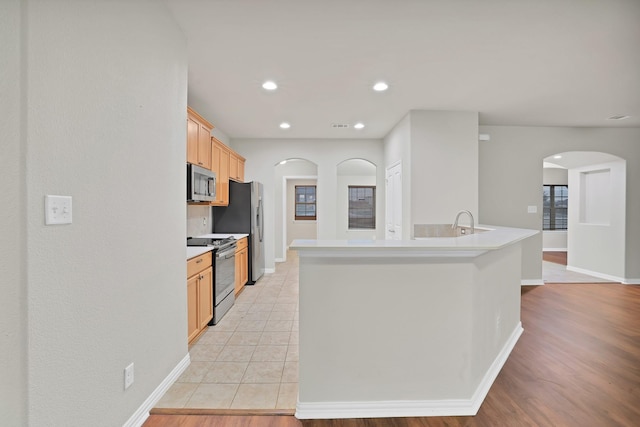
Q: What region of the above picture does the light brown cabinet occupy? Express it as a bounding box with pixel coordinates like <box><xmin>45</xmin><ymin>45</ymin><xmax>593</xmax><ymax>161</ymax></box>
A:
<box><xmin>211</xmin><ymin>137</ymin><xmax>230</xmax><ymax>206</ymax></box>
<box><xmin>235</xmin><ymin>237</ymin><xmax>249</xmax><ymax>295</ymax></box>
<box><xmin>197</xmin><ymin>267</ymin><xmax>213</xmax><ymax>330</ymax></box>
<box><xmin>187</xmin><ymin>275</ymin><xmax>199</xmax><ymax>343</ymax></box>
<box><xmin>187</xmin><ymin>106</ymin><xmax>213</xmax><ymax>170</ymax></box>
<box><xmin>211</xmin><ymin>137</ymin><xmax>245</xmax><ymax>206</ymax></box>
<box><xmin>187</xmin><ymin>251</ymin><xmax>213</xmax><ymax>344</ymax></box>
<box><xmin>229</xmin><ymin>151</ymin><xmax>245</xmax><ymax>182</ymax></box>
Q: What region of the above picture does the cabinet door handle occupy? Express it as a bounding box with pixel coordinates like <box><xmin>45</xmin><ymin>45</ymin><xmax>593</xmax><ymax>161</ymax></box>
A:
<box><xmin>196</xmin><ymin>259</ymin><xmax>203</xmax><ymax>263</ymax></box>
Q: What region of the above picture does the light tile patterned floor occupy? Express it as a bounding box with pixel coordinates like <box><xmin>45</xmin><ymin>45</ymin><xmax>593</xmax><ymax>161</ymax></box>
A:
<box><xmin>155</xmin><ymin>252</ymin><xmax>299</xmax><ymax>410</ymax></box>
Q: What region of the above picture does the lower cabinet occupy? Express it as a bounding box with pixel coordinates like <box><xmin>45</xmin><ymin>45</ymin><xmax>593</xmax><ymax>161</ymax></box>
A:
<box><xmin>187</xmin><ymin>252</ymin><xmax>213</xmax><ymax>344</ymax></box>
<box><xmin>235</xmin><ymin>237</ymin><xmax>249</xmax><ymax>295</ymax></box>
<box><xmin>187</xmin><ymin>275</ymin><xmax>199</xmax><ymax>343</ymax></box>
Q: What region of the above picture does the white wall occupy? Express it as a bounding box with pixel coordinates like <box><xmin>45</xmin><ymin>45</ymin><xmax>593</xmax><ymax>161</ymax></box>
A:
<box><xmin>568</xmin><ymin>160</ymin><xmax>626</xmax><ymax>280</ymax></box>
<box><xmin>383</xmin><ymin>110</ymin><xmax>479</xmax><ymax>239</ymax></box>
<box><xmin>296</xmin><ymin>242</ymin><xmax>523</xmax><ymax>417</ymax></box>
<box><xmin>287</xmin><ymin>179</ymin><xmax>318</xmax><ymax>245</ymax></box>
<box><xmin>409</xmin><ymin>111</ymin><xmax>479</xmax><ymax>227</ymax></box>
<box><xmin>542</xmin><ymin>167</ymin><xmax>568</xmax><ymax>250</ymax></box>
<box><xmin>232</xmin><ymin>139</ymin><xmax>385</xmax><ymax>270</ymax></box>
<box><xmin>17</xmin><ymin>1</ymin><xmax>188</xmax><ymax>425</ymax></box>
<box><xmin>0</xmin><ymin>0</ymin><xmax>26</xmax><ymax>424</ymax></box>
<box><xmin>479</xmin><ymin>126</ymin><xmax>640</xmax><ymax>283</ymax></box>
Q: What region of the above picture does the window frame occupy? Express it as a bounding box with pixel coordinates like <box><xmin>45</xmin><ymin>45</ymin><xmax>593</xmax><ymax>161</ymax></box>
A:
<box><xmin>543</xmin><ymin>184</ymin><xmax>568</xmax><ymax>231</ymax></box>
<box><xmin>348</xmin><ymin>185</ymin><xmax>376</xmax><ymax>230</ymax></box>
<box><xmin>294</xmin><ymin>185</ymin><xmax>317</xmax><ymax>221</ymax></box>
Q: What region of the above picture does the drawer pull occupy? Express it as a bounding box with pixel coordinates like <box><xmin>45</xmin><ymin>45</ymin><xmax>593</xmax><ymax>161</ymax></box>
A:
<box><xmin>196</xmin><ymin>259</ymin><xmax>203</xmax><ymax>263</ymax></box>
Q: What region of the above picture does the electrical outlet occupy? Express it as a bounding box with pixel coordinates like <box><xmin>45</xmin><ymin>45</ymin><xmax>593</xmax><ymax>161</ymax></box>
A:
<box><xmin>124</xmin><ymin>363</ymin><xmax>134</xmax><ymax>389</ymax></box>
<box><xmin>202</xmin><ymin>217</ymin><xmax>207</xmax><ymax>226</ymax></box>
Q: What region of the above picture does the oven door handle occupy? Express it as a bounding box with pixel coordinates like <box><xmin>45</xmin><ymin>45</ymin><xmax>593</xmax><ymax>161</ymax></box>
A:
<box><xmin>216</xmin><ymin>247</ymin><xmax>236</xmax><ymax>259</ymax></box>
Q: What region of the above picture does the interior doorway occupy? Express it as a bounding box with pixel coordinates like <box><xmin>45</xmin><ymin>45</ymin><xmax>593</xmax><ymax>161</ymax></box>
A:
<box><xmin>542</xmin><ymin>151</ymin><xmax>626</xmax><ymax>283</ymax></box>
<box><xmin>274</xmin><ymin>158</ymin><xmax>318</xmax><ymax>262</ymax></box>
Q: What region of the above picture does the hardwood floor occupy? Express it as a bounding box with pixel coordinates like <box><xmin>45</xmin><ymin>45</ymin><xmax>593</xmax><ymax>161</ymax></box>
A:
<box><xmin>144</xmin><ymin>283</ymin><xmax>640</xmax><ymax>427</ymax></box>
<box><xmin>542</xmin><ymin>251</ymin><xmax>567</xmax><ymax>265</ymax></box>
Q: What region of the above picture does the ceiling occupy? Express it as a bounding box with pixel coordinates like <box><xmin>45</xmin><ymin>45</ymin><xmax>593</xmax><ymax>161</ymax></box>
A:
<box><xmin>544</xmin><ymin>151</ymin><xmax>624</xmax><ymax>169</ymax></box>
<box><xmin>164</xmin><ymin>0</ymin><xmax>640</xmax><ymax>139</ymax></box>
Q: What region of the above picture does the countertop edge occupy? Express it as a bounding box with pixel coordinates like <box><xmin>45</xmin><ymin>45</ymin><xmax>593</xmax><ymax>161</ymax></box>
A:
<box><xmin>290</xmin><ymin>225</ymin><xmax>538</xmax><ymax>257</ymax></box>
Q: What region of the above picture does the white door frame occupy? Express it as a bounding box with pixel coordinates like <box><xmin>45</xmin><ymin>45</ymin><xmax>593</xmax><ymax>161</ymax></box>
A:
<box><xmin>280</xmin><ymin>175</ymin><xmax>318</xmax><ymax>262</ymax></box>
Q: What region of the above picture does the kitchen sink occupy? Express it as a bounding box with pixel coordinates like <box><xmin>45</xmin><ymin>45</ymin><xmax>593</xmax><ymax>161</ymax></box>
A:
<box><xmin>413</xmin><ymin>224</ymin><xmax>492</xmax><ymax>238</ymax></box>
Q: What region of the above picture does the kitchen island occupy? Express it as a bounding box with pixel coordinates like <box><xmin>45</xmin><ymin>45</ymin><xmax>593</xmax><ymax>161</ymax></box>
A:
<box><xmin>290</xmin><ymin>225</ymin><xmax>537</xmax><ymax>420</ymax></box>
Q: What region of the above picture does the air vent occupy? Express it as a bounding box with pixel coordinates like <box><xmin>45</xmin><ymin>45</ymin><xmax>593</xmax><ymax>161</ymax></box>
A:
<box><xmin>331</xmin><ymin>123</ymin><xmax>350</xmax><ymax>129</ymax></box>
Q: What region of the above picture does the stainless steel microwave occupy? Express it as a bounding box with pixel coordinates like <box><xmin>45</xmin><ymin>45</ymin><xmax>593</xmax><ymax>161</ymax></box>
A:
<box><xmin>187</xmin><ymin>163</ymin><xmax>216</xmax><ymax>202</ymax></box>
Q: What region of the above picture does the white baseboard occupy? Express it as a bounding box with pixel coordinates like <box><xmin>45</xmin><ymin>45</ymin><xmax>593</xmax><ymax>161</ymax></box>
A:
<box><xmin>566</xmin><ymin>265</ymin><xmax>624</xmax><ymax>283</ymax></box>
<box><xmin>467</xmin><ymin>322</ymin><xmax>523</xmax><ymax>413</ymax></box>
<box><xmin>295</xmin><ymin>323</ymin><xmax>523</xmax><ymax>419</ymax></box>
<box><xmin>521</xmin><ymin>279</ymin><xmax>544</xmax><ymax>286</ymax></box>
<box><xmin>542</xmin><ymin>248</ymin><xmax>567</xmax><ymax>252</ymax></box>
<box><xmin>623</xmin><ymin>278</ymin><xmax>640</xmax><ymax>285</ymax></box>
<box><xmin>274</xmin><ymin>258</ymin><xmax>285</xmax><ymax>263</ymax></box>
<box><xmin>123</xmin><ymin>353</ymin><xmax>191</xmax><ymax>427</ymax></box>
<box><xmin>265</xmin><ymin>268</ymin><xmax>276</xmax><ymax>274</ymax></box>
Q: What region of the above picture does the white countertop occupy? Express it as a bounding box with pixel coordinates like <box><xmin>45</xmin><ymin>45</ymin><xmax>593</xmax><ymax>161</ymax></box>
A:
<box><xmin>290</xmin><ymin>225</ymin><xmax>537</xmax><ymax>258</ymax></box>
<box><xmin>186</xmin><ymin>233</ymin><xmax>250</xmax><ymax>260</ymax></box>
<box><xmin>186</xmin><ymin>246</ymin><xmax>213</xmax><ymax>259</ymax></box>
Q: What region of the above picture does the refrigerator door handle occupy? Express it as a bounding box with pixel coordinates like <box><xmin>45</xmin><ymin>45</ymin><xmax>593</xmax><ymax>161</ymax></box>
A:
<box><xmin>257</xmin><ymin>198</ymin><xmax>264</xmax><ymax>242</ymax></box>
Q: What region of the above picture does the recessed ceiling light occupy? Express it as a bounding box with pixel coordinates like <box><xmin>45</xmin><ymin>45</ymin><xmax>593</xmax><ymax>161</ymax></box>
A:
<box><xmin>279</xmin><ymin>122</ymin><xmax>290</xmax><ymax>129</ymax></box>
<box><xmin>354</xmin><ymin>122</ymin><xmax>365</xmax><ymax>129</ymax></box>
<box><xmin>373</xmin><ymin>82</ymin><xmax>388</xmax><ymax>91</ymax></box>
<box><xmin>607</xmin><ymin>115</ymin><xmax>629</xmax><ymax>120</ymax></box>
<box><xmin>553</xmin><ymin>155</ymin><xmax>562</xmax><ymax>159</ymax></box>
<box><xmin>262</xmin><ymin>81</ymin><xmax>278</xmax><ymax>90</ymax></box>
<box><xmin>279</xmin><ymin>160</ymin><xmax>287</xmax><ymax>165</ymax></box>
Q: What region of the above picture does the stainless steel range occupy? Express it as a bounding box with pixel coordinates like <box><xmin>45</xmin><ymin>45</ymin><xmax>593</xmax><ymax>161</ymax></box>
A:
<box><xmin>187</xmin><ymin>237</ymin><xmax>237</xmax><ymax>324</ymax></box>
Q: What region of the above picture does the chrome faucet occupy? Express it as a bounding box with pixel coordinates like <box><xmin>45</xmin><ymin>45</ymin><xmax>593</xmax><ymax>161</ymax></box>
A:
<box><xmin>452</xmin><ymin>210</ymin><xmax>474</xmax><ymax>234</ymax></box>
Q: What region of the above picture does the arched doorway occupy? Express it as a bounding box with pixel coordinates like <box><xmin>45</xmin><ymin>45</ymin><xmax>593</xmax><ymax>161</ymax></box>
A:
<box><xmin>336</xmin><ymin>159</ymin><xmax>378</xmax><ymax>240</ymax></box>
<box><xmin>542</xmin><ymin>151</ymin><xmax>626</xmax><ymax>283</ymax></box>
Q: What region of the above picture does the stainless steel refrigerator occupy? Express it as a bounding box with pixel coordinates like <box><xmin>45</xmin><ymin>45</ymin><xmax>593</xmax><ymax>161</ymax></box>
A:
<box><xmin>212</xmin><ymin>181</ymin><xmax>265</xmax><ymax>284</ymax></box>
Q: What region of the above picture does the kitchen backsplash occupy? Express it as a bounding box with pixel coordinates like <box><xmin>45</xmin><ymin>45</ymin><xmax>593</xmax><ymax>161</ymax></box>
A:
<box><xmin>187</xmin><ymin>205</ymin><xmax>212</xmax><ymax>237</ymax></box>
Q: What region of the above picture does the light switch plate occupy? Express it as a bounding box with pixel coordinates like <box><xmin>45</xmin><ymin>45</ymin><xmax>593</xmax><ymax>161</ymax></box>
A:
<box><xmin>45</xmin><ymin>195</ymin><xmax>72</xmax><ymax>225</ymax></box>
<box><xmin>527</xmin><ymin>205</ymin><xmax>537</xmax><ymax>214</ymax></box>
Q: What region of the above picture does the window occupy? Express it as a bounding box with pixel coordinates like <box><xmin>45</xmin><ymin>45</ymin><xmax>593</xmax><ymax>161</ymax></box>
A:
<box><xmin>543</xmin><ymin>185</ymin><xmax>568</xmax><ymax>230</ymax></box>
<box><xmin>295</xmin><ymin>185</ymin><xmax>316</xmax><ymax>220</ymax></box>
<box><xmin>348</xmin><ymin>186</ymin><xmax>376</xmax><ymax>229</ymax></box>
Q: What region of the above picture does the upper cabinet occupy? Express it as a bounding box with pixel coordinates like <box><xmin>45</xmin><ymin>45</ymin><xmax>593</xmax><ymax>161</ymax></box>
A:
<box><xmin>211</xmin><ymin>137</ymin><xmax>245</xmax><ymax>206</ymax></box>
<box><xmin>211</xmin><ymin>137</ymin><xmax>230</xmax><ymax>206</ymax></box>
<box><xmin>185</xmin><ymin>105</ymin><xmax>246</xmax><ymax>206</ymax></box>
<box><xmin>186</xmin><ymin>106</ymin><xmax>213</xmax><ymax>170</ymax></box>
<box><xmin>229</xmin><ymin>151</ymin><xmax>245</xmax><ymax>182</ymax></box>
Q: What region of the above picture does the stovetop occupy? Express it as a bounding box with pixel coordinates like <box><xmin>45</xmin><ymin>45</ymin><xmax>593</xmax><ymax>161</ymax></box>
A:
<box><xmin>187</xmin><ymin>237</ymin><xmax>236</xmax><ymax>250</ymax></box>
